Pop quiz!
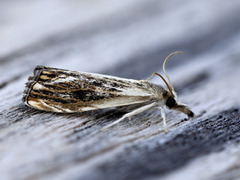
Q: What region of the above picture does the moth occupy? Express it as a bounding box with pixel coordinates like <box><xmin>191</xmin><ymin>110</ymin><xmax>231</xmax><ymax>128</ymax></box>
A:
<box><xmin>23</xmin><ymin>51</ymin><xmax>194</xmax><ymax>133</ymax></box>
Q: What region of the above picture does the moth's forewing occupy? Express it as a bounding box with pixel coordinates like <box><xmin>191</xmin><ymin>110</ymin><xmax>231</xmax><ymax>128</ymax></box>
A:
<box><xmin>23</xmin><ymin>66</ymin><xmax>156</xmax><ymax>113</ymax></box>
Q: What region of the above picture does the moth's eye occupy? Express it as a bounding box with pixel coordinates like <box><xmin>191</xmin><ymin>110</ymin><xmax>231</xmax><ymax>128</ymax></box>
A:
<box><xmin>166</xmin><ymin>97</ymin><xmax>176</xmax><ymax>108</ymax></box>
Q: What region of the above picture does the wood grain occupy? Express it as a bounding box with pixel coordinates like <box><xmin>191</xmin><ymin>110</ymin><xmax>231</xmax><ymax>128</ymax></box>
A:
<box><xmin>1</xmin><ymin>0</ymin><xmax>240</xmax><ymax>180</ymax></box>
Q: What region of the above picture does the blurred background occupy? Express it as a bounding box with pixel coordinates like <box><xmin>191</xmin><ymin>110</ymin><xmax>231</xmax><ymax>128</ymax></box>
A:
<box><xmin>1</xmin><ymin>0</ymin><xmax>240</xmax><ymax>180</ymax></box>
<box><xmin>1</xmin><ymin>0</ymin><xmax>240</xmax><ymax>81</ymax></box>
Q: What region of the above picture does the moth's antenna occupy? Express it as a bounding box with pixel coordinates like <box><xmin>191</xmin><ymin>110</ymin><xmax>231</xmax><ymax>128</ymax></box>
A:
<box><xmin>153</xmin><ymin>72</ymin><xmax>174</xmax><ymax>97</ymax></box>
<box><xmin>163</xmin><ymin>51</ymin><xmax>183</xmax><ymax>92</ymax></box>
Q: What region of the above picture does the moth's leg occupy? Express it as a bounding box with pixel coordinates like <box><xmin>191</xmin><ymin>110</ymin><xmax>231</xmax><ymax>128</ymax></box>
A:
<box><xmin>101</xmin><ymin>102</ymin><xmax>158</xmax><ymax>130</ymax></box>
<box><xmin>160</xmin><ymin>107</ymin><xmax>168</xmax><ymax>134</ymax></box>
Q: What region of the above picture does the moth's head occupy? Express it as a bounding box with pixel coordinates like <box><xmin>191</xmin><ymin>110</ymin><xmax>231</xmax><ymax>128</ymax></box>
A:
<box><xmin>165</xmin><ymin>94</ymin><xmax>194</xmax><ymax>118</ymax></box>
<box><xmin>153</xmin><ymin>51</ymin><xmax>194</xmax><ymax>118</ymax></box>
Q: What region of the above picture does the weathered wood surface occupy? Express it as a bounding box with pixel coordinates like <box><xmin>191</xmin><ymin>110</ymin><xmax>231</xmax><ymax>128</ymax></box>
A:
<box><xmin>1</xmin><ymin>0</ymin><xmax>240</xmax><ymax>180</ymax></box>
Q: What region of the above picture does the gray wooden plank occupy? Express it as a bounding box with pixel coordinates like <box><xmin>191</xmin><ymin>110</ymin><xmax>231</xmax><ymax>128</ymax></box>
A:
<box><xmin>0</xmin><ymin>0</ymin><xmax>240</xmax><ymax>180</ymax></box>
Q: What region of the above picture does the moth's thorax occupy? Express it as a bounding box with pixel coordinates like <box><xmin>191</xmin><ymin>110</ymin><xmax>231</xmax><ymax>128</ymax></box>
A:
<box><xmin>141</xmin><ymin>80</ymin><xmax>169</xmax><ymax>102</ymax></box>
